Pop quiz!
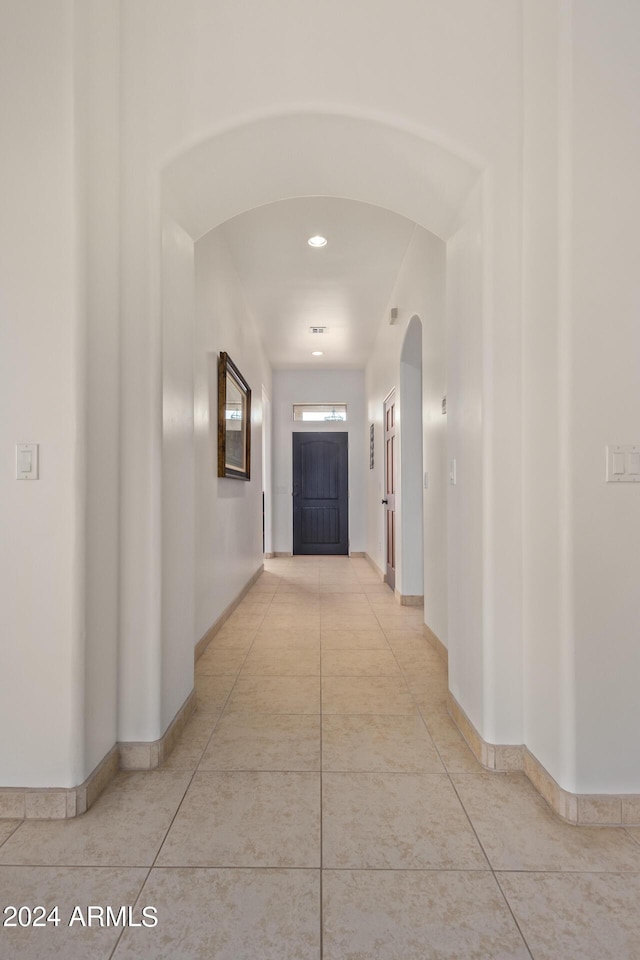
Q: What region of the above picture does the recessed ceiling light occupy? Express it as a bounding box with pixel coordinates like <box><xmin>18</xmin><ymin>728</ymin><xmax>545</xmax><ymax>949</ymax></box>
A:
<box><xmin>308</xmin><ymin>235</ymin><xmax>327</xmax><ymax>247</ymax></box>
<box><xmin>312</xmin><ymin>351</ymin><xmax>323</xmax><ymax>356</ymax></box>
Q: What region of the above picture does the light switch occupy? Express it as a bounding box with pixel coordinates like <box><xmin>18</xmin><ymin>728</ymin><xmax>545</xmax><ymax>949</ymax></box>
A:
<box><xmin>424</xmin><ymin>471</ymin><xmax>429</xmax><ymax>489</ymax></box>
<box><xmin>449</xmin><ymin>458</ymin><xmax>457</xmax><ymax>485</ymax></box>
<box><xmin>606</xmin><ymin>444</ymin><xmax>640</xmax><ymax>482</ymax></box>
<box><xmin>613</xmin><ymin>452</ymin><xmax>626</xmax><ymax>475</ymax></box>
<box><xmin>16</xmin><ymin>443</ymin><xmax>39</xmax><ymax>480</ymax></box>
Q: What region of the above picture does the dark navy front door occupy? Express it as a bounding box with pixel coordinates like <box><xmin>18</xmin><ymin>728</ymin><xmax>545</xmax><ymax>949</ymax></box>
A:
<box><xmin>292</xmin><ymin>432</ymin><xmax>348</xmax><ymax>555</ymax></box>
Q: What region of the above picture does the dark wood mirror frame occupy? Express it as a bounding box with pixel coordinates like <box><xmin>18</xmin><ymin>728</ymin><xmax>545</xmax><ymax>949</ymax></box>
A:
<box><xmin>218</xmin><ymin>352</ymin><xmax>251</xmax><ymax>480</ymax></box>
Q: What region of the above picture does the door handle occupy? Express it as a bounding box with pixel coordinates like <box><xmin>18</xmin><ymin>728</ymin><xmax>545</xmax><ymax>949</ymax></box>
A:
<box><xmin>381</xmin><ymin>499</ymin><xmax>388</xmax><ymax>504</ymax></box>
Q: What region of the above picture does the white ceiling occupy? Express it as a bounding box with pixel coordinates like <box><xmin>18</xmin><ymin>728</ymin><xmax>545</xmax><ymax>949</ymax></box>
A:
<box><xmin>218</xmin><ymin>197</ymin><xmax>417</xmax><ymax>369</ymax></box>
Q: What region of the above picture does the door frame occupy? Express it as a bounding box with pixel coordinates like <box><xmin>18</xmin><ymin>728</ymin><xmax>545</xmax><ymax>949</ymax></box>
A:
<box><xmin>383</xmin><ymin>388</ymin><xmax>397</xmax><ymax>589</ymax></box>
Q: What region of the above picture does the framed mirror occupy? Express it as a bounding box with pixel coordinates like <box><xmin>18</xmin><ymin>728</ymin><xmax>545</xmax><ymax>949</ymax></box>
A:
<box><xmin>218</xmin><ymin>352</ymin><xmax>251</xmax><ymax>480</ymax></box>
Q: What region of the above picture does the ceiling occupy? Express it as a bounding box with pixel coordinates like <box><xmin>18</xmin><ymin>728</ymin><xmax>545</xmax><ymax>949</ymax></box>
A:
<box><xmin>218</xmin><ymin>197</ymin><xmax>417</xmax><ymax>369</ymax></box>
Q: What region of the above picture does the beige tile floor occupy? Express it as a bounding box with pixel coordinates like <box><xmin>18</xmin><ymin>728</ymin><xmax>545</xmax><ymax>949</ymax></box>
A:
<box><xmin>1</xmin><ymin>556</ymin><xmax>640</xmax><ymax>959</ymax></box>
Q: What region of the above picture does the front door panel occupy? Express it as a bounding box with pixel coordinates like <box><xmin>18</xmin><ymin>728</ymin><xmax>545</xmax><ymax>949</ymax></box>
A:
<box><xmin>293</xmin><ymin>433</ymin><xmax>348</xmax><ymax>555</ymax></box>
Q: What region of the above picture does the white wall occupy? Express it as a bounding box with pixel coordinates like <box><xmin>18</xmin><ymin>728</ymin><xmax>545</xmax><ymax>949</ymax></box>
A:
<box><xmin>421</xmin><ymin>262</ymin><xmax>449</xmax><ymax>648</ymax></box>
<box><xmin>521</xmin><ymin>0</ymin><xmax>640</xmax><ymax>794</ymax></box>
<box><xmin>399</xmin><ymin>318</ymin><xmax>425</xmax><ymax>598</ymax></box>
<box><xmin>445</xmin><ymin>185</ymin><xmax>486</xmax><ymax>735</ymax></box>
<box><xmin>161</xmin><ymin>218</ymin><xmax>195</xmax><ymax>731</ymax></box>
<box><xmin>76</xmin><ymin>0</ymin><xmax>122</xmax><ymax>780</ymax></box>
<box><xmin>521</xmin><ymin>0</ymin><xmax>574</xmax><ymax>793</ymax></box>
<box><xmin>194</xmin><ymin>231</ymin><xmax>271</xmax><ymax>641</ymax></box>
<box><xmin>569</xmin><ymin>1</ymin><xmax>640</xmax><ymax>793</ymax></box>
<box><xmin>366</xmin><ymin>228</ymin><xmax>447</xmax><ymax>628</ymax></box>
<box><xmin>0</xmin><ymin>0</ymin><xmax>85</xmax><ymax>787</ymax></box>
<box><xmin>272</xmin><ymin>370</ymin><xmax>365</xmax><ymax>555</ymax></box>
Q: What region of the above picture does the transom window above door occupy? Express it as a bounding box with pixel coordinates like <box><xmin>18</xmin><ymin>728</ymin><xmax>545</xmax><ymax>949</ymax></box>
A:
<box><xmin>292</xmin><ymin>403</ymin><xmax>347</xmax><ymax>422</ymax></box>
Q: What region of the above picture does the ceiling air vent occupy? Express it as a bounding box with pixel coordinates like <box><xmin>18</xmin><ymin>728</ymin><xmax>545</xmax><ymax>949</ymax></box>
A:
<box><xmin>309</xmin><ymin>326</ymin><xmax>327</xmax><ymax>334</ymax></box>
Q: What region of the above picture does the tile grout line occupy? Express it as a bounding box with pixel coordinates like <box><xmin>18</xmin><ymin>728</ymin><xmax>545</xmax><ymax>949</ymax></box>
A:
<box><xmin>1</xmin><ymin>861</ymin><xmax>636</xmax><ymax>874</ymax></box>
<box><xmin>491</xmin><ymin>871</ymin><xmax>537</xmax><ymax>960</ymax></box>
<box><xmin>0</xmin><ymin>821</ymin><xmax>22</xmax><ymax>850</ymax></box>
<box><xmin>188</xmin><ymin>605</ymin><xmax>269</xmax><ymax>772</ymax></box>
<box><xmin>140</xmin><ymin>580</ymin><xmax>280</xmax><ymax>891</ymax></box>
<box><xmin>376</xmin><ymin>600</ymin><xmax>536</xmax><ymax>960</ymax></box>
<box><xmin>623</xmin><ymin>827</ymin><xmax>640</xmax><ymax>848</ymax></box>
<box><xmin>414</xmin><ymin>666</ymin><xmax>536</xmax><ymax>955</ymax></box>
<box><xmin>107</xmin><ymin>568</ymin><xmax>303</xmax><ymax>960</ymax></box>
<box><xmin>445</xmin><ymin>771</ymin><xmax>535</xmax><ymax>959</ymax></box>
<box><xmin>109</xmin><ymin>575</ymin><xmax>287</xmax><ymax>955</ymax></box>
<box><xmin>265</xmin><ymin>550</ymin><xmax>322</xmax><ymax>956</ymax></box>
<box><xmin>107</xmin><ymin>866</ymin><xmax>153</xmax><ymax>959</ymax></box>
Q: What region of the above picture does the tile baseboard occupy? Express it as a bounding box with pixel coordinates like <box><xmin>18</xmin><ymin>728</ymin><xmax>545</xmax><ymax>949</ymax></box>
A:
<box><xmin>447</xmin><ymin>693</ymin><xmax>523</xmax><ymax>773</ymax></box>
<box><xmin>395</xmin><ymin>591</ymin><xmax>424</xmax><ymax>607</ymax></box>
<box><xmin>274</xmin><ymin>551</ymin><xmax>293</xmax><ymax>557</ymax></box>
<box><xmin>0</xmin><ymin>745</ymin><xmax>119</xmax><ymax>822</ymax></box>
<box><xmin>0</xmin><ymin>562</ymin><xmax>267</xmax><ymax>820</ymax></box>
<box><xmin>423</xmin><ymin>623</ymin><xmax>448</xmax><ymax>664</ymax></box>
<box><xmin>0</xmin><ymin>688</ymin><xmax>198</xmax><ymax>822</ymax></box>
<box><xmin>195</xmin><ymin>563</ymin><xmax>265</xmax><ymax>662</ymax></box>
<box><xmin>364</xmin><ymin>552</ymin><xmax>385</xmax><ymax>581</ymax></box>
<box><xmin>0</xmin><ymin>686</ymin><xmax>198</xmax><ymax>821</ymax></box>
<box><xmin>349</xmin><ymin>551</ymin><xmax>365</xmax><ymax>558</ymax></box>
<box><xmin>119</xmin><ymin>688</ymin><xmax>197</xmax><ymax>771</ymax></box>
<box><xmin>447</xmin><ymin>691</ymin><xmax>640</xmax><ymax>826</ymax></box>
<box><xmin>263</xmin><ymin>552</ymin><xmax>275</xmax><ymax>559</ymax></box>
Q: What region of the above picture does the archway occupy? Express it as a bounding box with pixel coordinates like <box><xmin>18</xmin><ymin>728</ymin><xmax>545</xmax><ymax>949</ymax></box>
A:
<box><xmin>120</xmin><ymin>110</ymin><xmax>488</xmax><ymax>750</ymax></box>
<box><xmin>161</xmin><ymin>111</ymin><xmax>481</xmax><ymax>241</ymax></box>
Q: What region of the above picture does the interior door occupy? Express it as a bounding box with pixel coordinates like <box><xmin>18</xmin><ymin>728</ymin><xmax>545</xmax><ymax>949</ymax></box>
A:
<box><xmin>292</xmin><ymin>432</ymin><xmax>349</xmax><ymax>555</ymax></box>
<box><xmin>384</xmin><ymin>391</ymin><xmax>396</xmax><ymax>589</ymax></box>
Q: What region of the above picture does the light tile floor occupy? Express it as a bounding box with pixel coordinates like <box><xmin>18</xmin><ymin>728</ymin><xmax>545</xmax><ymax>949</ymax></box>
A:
<box><xmin>1</xmin><ymin>556</ymin><xmax>640</xmax><ymax>959</ymax></box>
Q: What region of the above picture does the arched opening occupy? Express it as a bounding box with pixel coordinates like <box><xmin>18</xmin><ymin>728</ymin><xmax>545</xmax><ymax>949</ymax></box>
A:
<box><xmin>120</xmin><ymin>110</ymin><xmax>488</xmax><ymax>751</ymax></box>
<box><xmin>160</xmin><ymin>111</ymin><xmax>481</xmax><ymax>241</ymax></box>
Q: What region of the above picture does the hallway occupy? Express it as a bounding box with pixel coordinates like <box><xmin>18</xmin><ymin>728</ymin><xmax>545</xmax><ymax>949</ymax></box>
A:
<box><xmin>1</xmin><ymin>557</ymin><xmax>640</xmax><ymax>959</ymax></box>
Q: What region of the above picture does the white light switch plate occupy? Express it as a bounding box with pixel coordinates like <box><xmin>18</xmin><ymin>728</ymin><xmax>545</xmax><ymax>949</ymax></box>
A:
<box><xmin>16</xmin><ymin>443</ymin><xmax>39</xmax><ymax>480</ymax></box>
<box><xmin>606</xmin><ymin>444</ymin><xmax>640</xmax><ymax>482</ymax></box>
